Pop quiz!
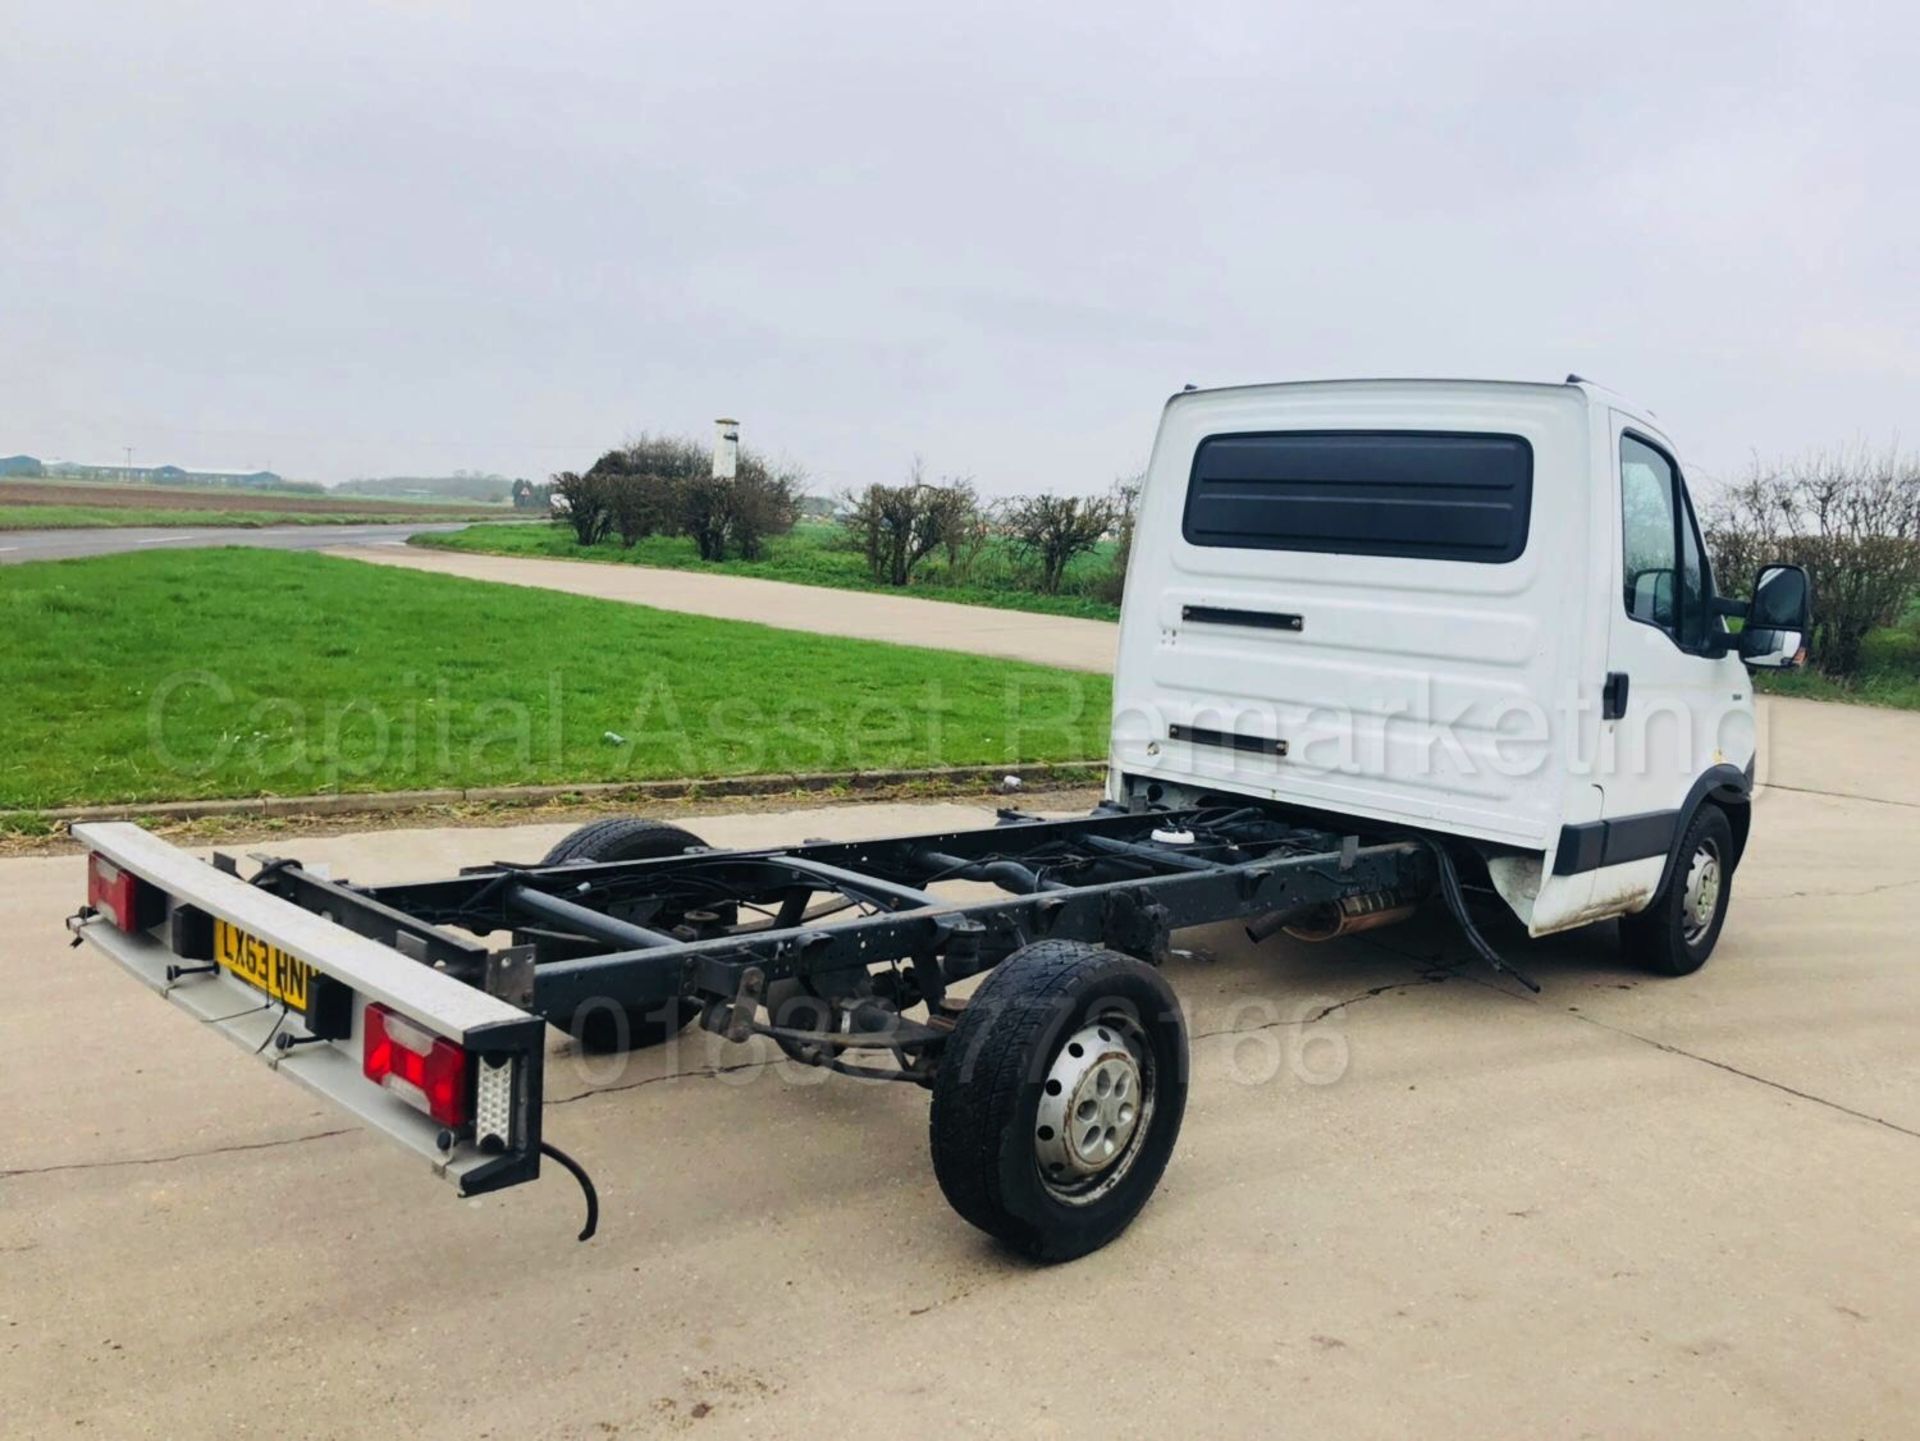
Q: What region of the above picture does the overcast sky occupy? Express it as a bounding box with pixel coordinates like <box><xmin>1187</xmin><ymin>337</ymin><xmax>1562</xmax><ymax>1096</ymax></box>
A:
<box><xmin>3</xmin><ymin>1</ymin><xmax>1914</xmax><ymax>494</ymax></box>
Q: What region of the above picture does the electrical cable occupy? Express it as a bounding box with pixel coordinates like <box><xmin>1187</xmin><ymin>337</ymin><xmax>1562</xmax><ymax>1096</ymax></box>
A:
<box><xmin>1425</xmin><ymin>841</ymin><xmax>1541</xmax><ymax>993</ymax></box>
<box><xmin>252</xmin><ymin>998</ymin><xmax>292</xmax><ymax>1054</ymax></box>
<box><xmin>538</xmin><ymin>1140</ymin><xmax>600</xmax><ymax>1242</ymax></box>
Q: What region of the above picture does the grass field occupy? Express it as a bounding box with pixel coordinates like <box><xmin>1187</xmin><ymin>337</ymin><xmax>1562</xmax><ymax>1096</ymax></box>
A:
<box><xmin>415</xmin><ymin>520</ymin><xmax>1126</xmax><ymax>621</ymax></box>
<box><xmin>0</xmin><ymin>550</ymin><xmax>1110</xmax><ymax>812</ymax></box>
<box><xmin>0</xmin><ymin>478</ymin><xmax>501</xmax><ymax>530</ymax></box>
<box><xmin>1754</xmin><ymin>669</ymin><xmax>1920</xmax><ymax>708</ymax></box>
<box><xmin>0</xmin><ymin>504</ymin><xmax>496</xmax><ymax>531</ymax></box>
<box><xmin>1746</xmin><ymin>596</ymin><xmax>1920</xmax><ymax>709</ymax></box>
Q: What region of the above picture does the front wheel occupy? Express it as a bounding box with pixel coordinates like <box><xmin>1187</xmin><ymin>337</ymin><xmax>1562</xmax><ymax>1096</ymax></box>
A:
<box><xmin>1619</xmin><ymin>804</ymin><xmax>1734</xmax><ymax>976</ymax></box>
<box><xmin>929</xmin><ymin>940</ymin><xmax>1188</xmax><ymax>1262</ymax></box>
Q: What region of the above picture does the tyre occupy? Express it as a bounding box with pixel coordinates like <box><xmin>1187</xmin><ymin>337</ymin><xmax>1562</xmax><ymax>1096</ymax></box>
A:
<box><xmin>537</xmin><ymin>818</ymin><xmax>708</xmax><ymax>1052</ymax></box>
<box><xmin>929</xmin><ymin>940</ymin><xmax>1188</xmax><ymax>1262</ymax></box>
<box><xmin>539</xmin><ymin>818</ymin><xmax>707</xmax><ymax>868</ymax></box>
<box><xmin>1619</xmin><ymin>804</ymin><xmax>1734</xmax><ymax>977</ymax></box>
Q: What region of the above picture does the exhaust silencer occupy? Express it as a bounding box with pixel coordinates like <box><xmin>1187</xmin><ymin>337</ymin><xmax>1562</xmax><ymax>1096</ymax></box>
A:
<box><xmin>1246</xmin><ymin>886</ymin><xmax>1421</xmax><ymax>945</ymax></box>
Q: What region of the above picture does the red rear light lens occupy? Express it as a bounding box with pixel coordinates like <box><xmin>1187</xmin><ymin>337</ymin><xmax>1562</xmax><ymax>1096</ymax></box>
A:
<box><xmin>363</xmin><ymin>1003</ymin><xmax>470</xmax><ymax>1127</ymax></box>
<box><xmin>88</xmin><ymin>853</ymin><xmax>142</xmax><ymax>932</ymax></box>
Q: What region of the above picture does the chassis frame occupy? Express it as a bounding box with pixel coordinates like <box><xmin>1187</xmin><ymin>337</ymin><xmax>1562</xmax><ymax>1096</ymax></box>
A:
<box><xmin>70</xmin><ymin>800</ymin><xmax>1449</xmax><ymax>1231</ymax></box>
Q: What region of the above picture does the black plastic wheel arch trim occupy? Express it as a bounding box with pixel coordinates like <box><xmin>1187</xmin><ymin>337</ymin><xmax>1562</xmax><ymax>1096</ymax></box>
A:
<box><xmin>1551</xmin><ymin>763</ymin><xmax>1752</xmax><ymax>881</ymax></box>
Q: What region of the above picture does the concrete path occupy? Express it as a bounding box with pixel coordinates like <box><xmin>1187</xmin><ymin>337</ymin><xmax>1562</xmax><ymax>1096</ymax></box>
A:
<box><xmin>328</xmin><ymin>542</ymin><xmax>1121</xmax><ymax>672</ymax></box>
<box><xmin>0</xmin><ymin>519</ymin><xmax>479</xmax><ymax>565</ymax></box>
<box><xmin>5</xmin><ymin>699</ymin><xmax>1919</xmax><ymax>1438</ymax></box>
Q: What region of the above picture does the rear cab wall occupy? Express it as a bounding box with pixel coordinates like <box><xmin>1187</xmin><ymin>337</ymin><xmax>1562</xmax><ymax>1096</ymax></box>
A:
<box><xmin>1108</xmin><ymin>379</ymin><xmax>1608</xmax><ymax>931</ymax></box>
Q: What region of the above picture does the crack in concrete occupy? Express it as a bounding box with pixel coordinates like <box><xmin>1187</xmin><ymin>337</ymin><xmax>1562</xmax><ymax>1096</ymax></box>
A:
<box><xmin>1560</xmin><ymin>1009</ymin><xmax>1920</xmax><ymax>1141</ymax></box>
<box><xmin>1190</xmin><ymin>963</ymin><xmax>1464</xmax><ymax>1040</ymax></box>
<box><xmin>546</xmin><ymin>1054</ymin><xmax>783</xmax><ymax>1107</ymax></box>
<box><xmin>1760</xmin><ymin>875</ymin><xmax>1920</xmax><ymax>902</ymax></box>
<box><xmin>1759</xmin><ymin>781</ymin><xmax>1920</xmax><ymax>811</ymax></box>
<box><xmin>1302</xmin><ymin>977</ymin><xmax>1451</xmax><ymax>1023</ymax></box>
<box><xmin>1320</xmin><ymin>927</ymin><xmax>1918</xmax><ymax>1142</ymax></box>
<box><xmin>0</xmin><ymin>1126</ymin><xmax>355</xmax><ymax>1181</ymax></box>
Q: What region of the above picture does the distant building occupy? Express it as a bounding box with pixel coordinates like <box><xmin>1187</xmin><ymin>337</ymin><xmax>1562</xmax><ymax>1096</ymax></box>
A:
<box><xmin>0</xmin><ymin>454</ymin><xmax>44</xmax><ymax>477</ymax></box>
<box><xmin>45</xmin><ymin>461</ymin><xmax>286</xmax><ymax>489</ymax></box>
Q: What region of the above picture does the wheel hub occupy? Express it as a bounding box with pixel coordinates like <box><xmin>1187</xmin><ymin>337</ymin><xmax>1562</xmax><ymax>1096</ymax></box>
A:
<box><xmin>1682</xmin><ymin>841</ymin><xmax>1722</xmax><ymax>944</ymax></box>
<box><xmin>1035</xmin><ymin>1023</ymin><xmax>1144</xmax><ymax>1191</ymax></box>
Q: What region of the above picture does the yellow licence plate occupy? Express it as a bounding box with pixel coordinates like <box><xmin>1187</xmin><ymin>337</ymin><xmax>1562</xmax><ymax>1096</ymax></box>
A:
<box><xmin>214</xmin><ymin>920</ymin><xmax>316</xmax><ymax>1011</ymax></box>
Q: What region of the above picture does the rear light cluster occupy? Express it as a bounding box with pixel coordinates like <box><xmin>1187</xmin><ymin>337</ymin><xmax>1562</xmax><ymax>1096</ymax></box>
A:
<box><xmin>363</xmin><ymin>1002</ymin><xmax>470</xmax><ymax>1127</ymax></box>
<box><xmin>88</xmin><ymin>853</ymin><xmax>157</xmax><ymax>932</ymax></box>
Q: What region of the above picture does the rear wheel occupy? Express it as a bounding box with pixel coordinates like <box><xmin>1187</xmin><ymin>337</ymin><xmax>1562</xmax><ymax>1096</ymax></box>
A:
<box><xmin>537</xmin><ymin>818</ymin><xmax>708</xmax><ymax>1052</ymax></box>
<box><xmin>1619</xmin><ymin>804</ymin><xmax>1733</xmax><ymax>977</ymax></box>
<box><xmin>929</xmin><ymin>940</ymin><xmax>1188</xmax><ymax>1262</ymax></box>
<box><xmin>540</xmin><ymin>817</ymin><xmax>706</xmax><ymax>867</ymax></box>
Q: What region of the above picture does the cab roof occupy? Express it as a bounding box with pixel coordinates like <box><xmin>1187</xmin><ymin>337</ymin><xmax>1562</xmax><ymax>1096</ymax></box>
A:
<box><xmin>1165</xmin><ymin>374</ymin><xmax>1663</xmax><ymax>438</ymax></box>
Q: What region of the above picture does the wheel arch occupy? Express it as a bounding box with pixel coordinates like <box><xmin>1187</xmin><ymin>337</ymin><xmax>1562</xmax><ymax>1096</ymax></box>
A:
<box><xmin>1652</xmin><ymin>762</ymin><xmax>1751</xmax><ymax>905</ymax></box>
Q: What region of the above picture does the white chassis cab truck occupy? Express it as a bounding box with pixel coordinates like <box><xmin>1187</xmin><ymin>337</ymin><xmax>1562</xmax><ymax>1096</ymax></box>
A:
<box><xmin>68</xmin><ymin>377</ymin><xmax>1812</xmax><ymax>1261</ymax></box>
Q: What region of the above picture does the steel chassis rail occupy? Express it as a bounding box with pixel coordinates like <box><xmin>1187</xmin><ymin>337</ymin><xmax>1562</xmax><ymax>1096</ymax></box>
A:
<box><xmin>71</xmin><ymin>803</ymin><xmax>1441</xmax><ymax>1224</ymax></box>
<box><xmin>270</xmin><ymin>806</ymin><xmax>1430</xmax><ymax>1050</ymax></box>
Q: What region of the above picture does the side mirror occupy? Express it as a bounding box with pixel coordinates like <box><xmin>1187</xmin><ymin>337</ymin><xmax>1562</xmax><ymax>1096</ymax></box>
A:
<box><xmin>1739</xmin><ymin>564</ymin><xmax>1812</xmax><ymax>670</ymax></box>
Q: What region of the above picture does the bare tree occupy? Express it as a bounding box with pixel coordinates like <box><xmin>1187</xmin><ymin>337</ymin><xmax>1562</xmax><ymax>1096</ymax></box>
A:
<box><xmin>842</xmin><ymin>461</ymin><xmax>978</xmax><ymax>586</ymax></box>
<box><xmin>551</xmin><ymin>471</ymin><xmax>614</xmax><ymax>546</ymax></box>
<box><xmin>590</xmin><ymin>435</ymin><xmax>707</xmax><ymax>483</ymax></box>
<box><xmin>590</xmin><ymin>435</ymin><xmax>703</xmax><ymax>544</ymax></box>
<box><xmin>1094</xmin><ymin>474</ymin><xmax>1144</xmax><ymax>604</ymax></box>
<box><xmin>723</xmin><ymin>452</ymin><xmax>804</xmax><ymax>560</ymax></box>
<box><xmin>1700</xmin><ymin>446</ymin><xmax>1920</xmax><ymax>676</ymax></box>
<box><xmin>674</xmin><ymin>473</ymin><xmax>732</xmax><ymax>561</ymax></box>
<box><xmin>936</xmin><ymin>479</ymin><xmax>989</xmax><ymax>578</ymax></box>
<box><xmin>1003</xmin><ymin>491</ymin><xmax>1119</xmax><ymax>594</ymax></box>
<box><xmin>602</xmin><ymin>474</ymin><xmax>665</xmax><ymax>547</ymax></box>
<box><xmin>567</xmin><ymin>433</ymin><xmax>802</xmax><ymax>562</ymax></box>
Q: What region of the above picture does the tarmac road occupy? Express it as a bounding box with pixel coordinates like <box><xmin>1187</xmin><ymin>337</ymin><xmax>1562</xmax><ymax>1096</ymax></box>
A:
<box><xmin>0</xmin><ymin>519</ymin><xmax>477</xmax><ymax>565</ymax></box>
<box><xmin>2</xmin><ymin>697</ymin><xmax>1917</xmax><ymax>1438</ymax></box>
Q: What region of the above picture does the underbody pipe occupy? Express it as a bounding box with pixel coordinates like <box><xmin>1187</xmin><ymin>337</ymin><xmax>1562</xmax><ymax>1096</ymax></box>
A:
<box><xmin>1247</xmin><ymin>887</ymin><xmax>1422</xmax><ymax>944</ymax></box>
<box><xmin>912</xmin><ymin>849</ymin><xmax>1067</xmax><ymax>894</ymax></box>
<box><xmin>1284</xmin><ymin>894</ymin><xmax>1419</xmax><ymax>942</ymax></box>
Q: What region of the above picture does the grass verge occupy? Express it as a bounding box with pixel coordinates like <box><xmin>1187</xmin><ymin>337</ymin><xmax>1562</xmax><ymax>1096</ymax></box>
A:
<box><xmin>1750</xmin><ymin>611</ymin><xmax>1920</xmax><ymax>709</ymax></box>
<box><xmin>413</xmin><ymin>521</ymin><xmax>1125</xmax><ymax>621</ymax></box>
<box><xmin>0</xmin><ymin>550</ymin><xmax>1110</xmax><ymax>810</ymax></box>
<box><xmin>1754</xmin><ymin>668</ymin><xmax>1920</xmax><ymax>709</ymax></box>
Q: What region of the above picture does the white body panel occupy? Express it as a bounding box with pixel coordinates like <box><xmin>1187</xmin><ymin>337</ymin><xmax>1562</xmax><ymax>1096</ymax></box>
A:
<box><xmin>1109</xmin><ymin>378</ymin><xmax>1757</xmax><ymax>936</ymax></box>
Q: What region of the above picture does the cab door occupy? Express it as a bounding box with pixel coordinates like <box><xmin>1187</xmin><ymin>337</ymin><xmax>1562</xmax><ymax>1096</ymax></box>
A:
<box><xmin>1593</xmin><ymin>414</ymin><xmax>1746</xmax><ymax>905</ymax></box>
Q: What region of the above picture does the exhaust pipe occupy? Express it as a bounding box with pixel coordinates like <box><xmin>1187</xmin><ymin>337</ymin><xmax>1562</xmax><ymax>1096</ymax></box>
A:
<box><xmin>1246</xmin><ymin>886</ymin><xmax>1421</xmax><ymax>945</ymax></box>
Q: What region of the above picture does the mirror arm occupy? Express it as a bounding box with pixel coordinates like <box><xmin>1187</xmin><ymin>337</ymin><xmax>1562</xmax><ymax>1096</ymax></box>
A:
<box><xmin>1710</xmin><ymin>596</ymin><xmax>1750</xmax><ymax>619</ymax></box>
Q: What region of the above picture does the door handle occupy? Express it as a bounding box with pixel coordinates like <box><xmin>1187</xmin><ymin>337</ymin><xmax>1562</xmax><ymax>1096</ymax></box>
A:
<box><xmin>1602</xmin><ymin>671</ymin><xmax>1630</xmax><ymax>721</ymax></box>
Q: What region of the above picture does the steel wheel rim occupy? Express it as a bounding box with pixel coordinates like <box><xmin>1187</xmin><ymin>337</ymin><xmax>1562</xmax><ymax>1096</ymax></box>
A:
<box><xmin>1034</xmin><ymin>1014</ymin><xmax>1155</xmax><ymax>1206</ymax></box>
<box><xmin>1680</xmin><ymin>838</ymin><xmax>1722</xmax><ymax>945</ymax></box>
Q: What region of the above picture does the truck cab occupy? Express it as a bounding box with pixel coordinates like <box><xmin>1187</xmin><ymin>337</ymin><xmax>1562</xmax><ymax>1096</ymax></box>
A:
<box><xmin>1109</xmin><ymin>377</ymin><xmax>1812</xmax><ymax>971</ymax></box>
